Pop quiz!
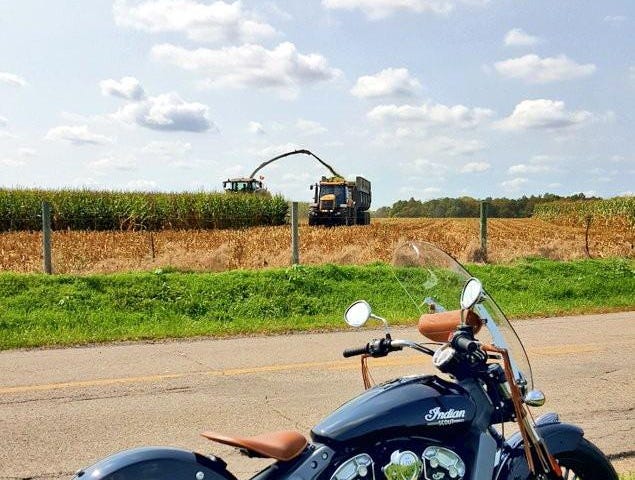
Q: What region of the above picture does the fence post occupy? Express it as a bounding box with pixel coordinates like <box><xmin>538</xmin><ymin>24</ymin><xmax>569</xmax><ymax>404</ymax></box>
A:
<box><xmin>584</xmin><ymin>215</ymin><xmax>592</xmax><ymax>259</ymax></box>
<box><xmin>290</xmin><ymin>202</ymin><xmax>299</xmax><ymax>265</ymax></box>
<box><xmin>42</xmin><ymin>201</ymin><xmax>53</xmax><ymax>274</ymax></box>
<box><xmin>479</xmin><ymin>201</ymin><xmax>488</xmax><ymax>262</ymax></box>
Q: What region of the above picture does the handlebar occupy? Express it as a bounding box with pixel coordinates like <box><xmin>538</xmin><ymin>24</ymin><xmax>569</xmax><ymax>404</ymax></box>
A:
<box><xmin>343</xmin><ymin>345</ymin><xmax>370</xmax><ymax>358</ymax></box>
<box><xmin>342</xmin><ymin>338</ymin><xmax>435</xmax><ymax>358</ymax></box>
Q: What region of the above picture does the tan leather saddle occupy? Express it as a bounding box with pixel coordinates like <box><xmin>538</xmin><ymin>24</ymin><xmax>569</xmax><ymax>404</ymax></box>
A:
<box><xmin>201</xmin><ymin>430</ymin><xmax>307</xmax><ymax>462</ymax></box>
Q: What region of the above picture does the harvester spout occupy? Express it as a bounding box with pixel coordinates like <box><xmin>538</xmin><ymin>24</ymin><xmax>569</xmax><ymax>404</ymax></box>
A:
<box><xmin>249</xmin><ymin>149</ymin><xmax>343</xmax><ymax>179</ymax></box>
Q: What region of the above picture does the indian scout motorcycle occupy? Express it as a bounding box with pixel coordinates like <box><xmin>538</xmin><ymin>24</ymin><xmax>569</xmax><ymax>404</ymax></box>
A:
<box><xmin>74</xmin><ymin>242</ymin><xmax>618</xmax><ymax>480</ymax></box>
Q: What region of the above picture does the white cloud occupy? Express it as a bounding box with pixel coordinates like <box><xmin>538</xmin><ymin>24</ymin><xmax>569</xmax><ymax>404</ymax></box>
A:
<box><xmin>376</xmin><ymin>130</ymin><xmax>485</xmax><ymax>156</ymax></box>
<box><xmin>0</xmin><ymin>131</ymin><xmax>17</xmax><ymax>140</ymax></box>
<box><xmin>296</xmin><ymin>119</ymin><xmax>327</xmax><ymax>136</ymax></box>
<box><xmin>18</xmin><ymin>147</ymin><xmax>37</xmax><ymax>157</ymax></box>
<box><xmin>494</xmin><ymin>54</ymin><xmax>596</xmax><ymax>83</ymax></box>
<box><xmin>90</xmin><ymin>155</ymin><xmax>137</xmax><ymax>171</ymax></box>
<box><xmin>504</xmin><ymin>28</ymin><xmax>540</xmax><ymax>47</ymax></box>
<box><xmin>45</xmin><ymin>125</ymin><xmax>114</xmax><ymax>145</ymax></box>
<box><xmin>100</xmin><ymin>76</ymin><xmax>145</xmax><ymax>100</ymax></box>
<box><xmin>496</xmin><ymin>99</ymin><xmax>592</xmax><ymax>131</ymax></box>
<box><xmin>507</xmin><ymin>163</ymin><xmax>552</xmax><ymax>174</ymax></box>
<box><xmin>126</xmin><ymin>179</ymin><xmax>158</xmax><ymax>190</ymax></box>
<box><xmin>0</xmin><ymin>116</ymin><xmax>7</xmax><ymax>128</ymax></box>
<box><xmin>140</xmin><ymin>140</ymin><xmax>192</xmax><ymax>157</ymax></box>
<box><xmin>501</xmin><ymin>177</ymin><xmax>528</xmax><ymax>191</ymax></box>
<box><xmin>351</xmin><ymin>68</ymin><xmax>422</xmax><ymax>98</ymax></box>
<box><xmin>152</xmin><ymin>42</ymin><xmax>341</xmax><ymax>98</ymax></box>
<box><xmin>603</xmin><ymin>15</ymin><xmax>627</xmax><ymax>25</ymax></box>
<box><xmin>428</xmin><ymin>137</ymin><xmax>485</xmax><ymax>156</ymax></box>
<box><xmin>460</xmin><ymin>161</ymin><xmax>490</xmax><ymax>173</ymax></box>
<box><xmin>368</xmin><ymin>101</ymin><xmax>494</xmax><ymax>128</ymax></box>
<box><xmin>322</xmin><ymin>0</ymin><xmax>487</xmax><ymax>20</ymax></box>
<box><xmin>530</xmin><ymin>154</ymin><xmax>552</xmax><ymax>163</ymax></box>
<box><xmin>0</xmin><ymin>72</ymin><xmax>27</xmax><ymax>87</ymax></box>
<box><xmin>113</xmin><ymin>0</ymin><xmax>277</xmax><ymax>44</ymax></box>
<box><xmin>398</xmin><ymin>185</ymin><xmax>442</xmax><ymax>199</ymax></box>
<box><xmin>72</xmin><ymin>177</ymin><xmax>102</xmax><ymax>188</ymax></box>
<box><xmin>248</xmin><ymin>121</ymin><xmax>266</xmax><ymax>135</ymax></box>
<box><xmin>116</xmin><ymin>92</ymin><xmax>216</xmax><ymax>132</ymax></box>
<box><xmin>0</xmin><ymin>157</ymin><xmax>26</xmax><ymax>167</ymax></box>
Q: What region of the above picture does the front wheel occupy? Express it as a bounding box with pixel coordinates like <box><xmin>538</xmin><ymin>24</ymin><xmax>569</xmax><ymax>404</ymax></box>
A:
<box><xmin>551</xmin><ymin>438</ymin><xmax>617</xmax><ymax>479</ymax></box>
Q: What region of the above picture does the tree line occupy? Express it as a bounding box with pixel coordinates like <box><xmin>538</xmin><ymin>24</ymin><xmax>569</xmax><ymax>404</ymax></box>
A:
<box><xmin>373</xmin><ymin>193</ymin><xmax>599</xmax><ymax>218</ymax></box>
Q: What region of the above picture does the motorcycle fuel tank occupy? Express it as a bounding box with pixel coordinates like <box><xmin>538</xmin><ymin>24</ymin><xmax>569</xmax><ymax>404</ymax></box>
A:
<box><xmin>311</xmin><ymin>375</ymin><xmax>476</xmax><ymax>445</ymax></box>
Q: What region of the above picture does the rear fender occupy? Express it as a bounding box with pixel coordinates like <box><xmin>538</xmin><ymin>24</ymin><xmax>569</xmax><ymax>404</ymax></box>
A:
<box><xmin>73</xmin><ymin>447</ymin><xmax>237</xmax><ymax>480</ymax></box>
<box><xmin>495</xmin><ymin>413</ymin><xmax>584</xmax><ymax>480</ymax></box>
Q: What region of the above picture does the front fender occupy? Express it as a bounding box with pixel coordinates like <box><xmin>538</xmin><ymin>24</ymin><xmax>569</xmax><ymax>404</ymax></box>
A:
<box><xmin>495</xmin><ymin>414</ymin><xmax>584</xmax><ymax>480</ymax></box>
<box><xmin>73</xmin><ymin>447</ymin><xmax>237</xmax><ymax>480</ymax></box>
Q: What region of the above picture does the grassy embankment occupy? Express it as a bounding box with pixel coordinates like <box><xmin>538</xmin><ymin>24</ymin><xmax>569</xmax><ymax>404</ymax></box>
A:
<box><xmin>0</xmin><ymin>258</ymin><xmax>633</xmax><ymax>350</ymax></box>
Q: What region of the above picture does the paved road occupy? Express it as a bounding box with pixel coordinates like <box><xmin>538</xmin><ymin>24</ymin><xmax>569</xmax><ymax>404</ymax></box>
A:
<box><xmin>1</xmin><ymin>311</ymin><xmax>634</xmax><ymax>479</ymax></box>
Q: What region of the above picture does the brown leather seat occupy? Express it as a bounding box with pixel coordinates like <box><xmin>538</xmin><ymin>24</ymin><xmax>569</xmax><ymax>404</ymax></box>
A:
<box><xmin>201</xmin><ymin>430</ymin><xmax>308</xmax><ymax>461</ymax></box>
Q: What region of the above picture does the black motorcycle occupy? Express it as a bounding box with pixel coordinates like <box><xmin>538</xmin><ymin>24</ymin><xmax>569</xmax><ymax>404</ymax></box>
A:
<box><xmin>74</xmin><ymin>242</ymin><xmax>617</xmax><ymax>480</ymax></box>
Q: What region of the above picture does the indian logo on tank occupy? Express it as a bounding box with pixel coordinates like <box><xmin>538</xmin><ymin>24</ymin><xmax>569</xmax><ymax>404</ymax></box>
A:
<box><xmin>424</xmin><ymin>407</ymin><xmax>466</xmax><ymax>425</ymax></box>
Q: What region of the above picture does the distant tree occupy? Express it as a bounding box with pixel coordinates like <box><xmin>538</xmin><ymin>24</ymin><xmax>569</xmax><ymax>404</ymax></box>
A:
<box><xmin>378</xmin><ymin>193</ymin><xmax>600</xmax><ymax>218</ymax></box>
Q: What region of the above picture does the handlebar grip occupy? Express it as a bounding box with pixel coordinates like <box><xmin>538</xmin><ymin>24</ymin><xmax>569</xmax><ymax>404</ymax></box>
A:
<box><xmin>453</xmin><ymin>335</ymin><xmax>479</xmax><ymax>354</ymax></box>
<box><xmin>343</xmin><ymin>345</ymin><xmax>369</xmax><ymax>358</ymax></box>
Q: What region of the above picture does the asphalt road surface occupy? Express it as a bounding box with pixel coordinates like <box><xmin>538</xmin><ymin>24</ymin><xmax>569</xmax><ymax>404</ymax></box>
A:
<box><xmin>1</xmin><ymin>311</ymin><xmax>633</xmax><ymax>479</ymax></box>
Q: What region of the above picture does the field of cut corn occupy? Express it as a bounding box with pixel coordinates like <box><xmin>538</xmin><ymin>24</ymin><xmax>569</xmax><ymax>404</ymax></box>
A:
<box><xmin>0</xmin><ymin>188</ymin><xmax>288</xmax><ymax>231</ymax></box>
<box><xmin>0</xmin><ymin>218</ymin><xmax>632</xmax><ymax>274</ymax></box>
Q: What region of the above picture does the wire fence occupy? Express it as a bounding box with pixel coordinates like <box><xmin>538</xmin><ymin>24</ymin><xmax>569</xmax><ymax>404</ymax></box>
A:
<box><xmin>0</xmin><ymin>207</ymin><xmax>632</xmax><ymax>275</ymax></box>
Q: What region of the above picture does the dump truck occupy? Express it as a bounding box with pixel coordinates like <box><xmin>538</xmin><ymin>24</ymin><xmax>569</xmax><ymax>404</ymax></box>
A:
<box><xmin>308</xmin><ymin>176</ymin><xmax>371</xmax><ymax>226</ymax></box>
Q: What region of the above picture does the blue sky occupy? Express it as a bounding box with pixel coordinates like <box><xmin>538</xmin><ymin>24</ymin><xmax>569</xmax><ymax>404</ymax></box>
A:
<box><xmin>0</xmin><ymin>0</ymin><xmax>633</xmax><ymax>207</ymax></box>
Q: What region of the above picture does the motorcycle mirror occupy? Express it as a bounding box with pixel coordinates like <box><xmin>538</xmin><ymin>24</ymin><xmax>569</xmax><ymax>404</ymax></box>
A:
<box><xmin>524</xmin><ymin>389</ymin><xmax>546</xmax><ymax>407</ymax></box>
<box><xmin>460</xmin><ymin>278</ymin><xmax>483</xmax><ymax>310</ymax></box>
<box><xmin>344</xmin><ymin>300</ymin><xmax>372</xmax><ymax>328</ymax></box>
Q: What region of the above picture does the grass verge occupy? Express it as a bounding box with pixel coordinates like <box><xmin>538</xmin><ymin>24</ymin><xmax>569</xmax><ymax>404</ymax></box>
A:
<box><xmin>0</xmin><ymin>258</ymin><xmax>633</xmax><ymax>350</ymax></box>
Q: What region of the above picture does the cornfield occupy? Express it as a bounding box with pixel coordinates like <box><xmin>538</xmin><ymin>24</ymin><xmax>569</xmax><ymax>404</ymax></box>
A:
<box><xmin>0</xmin><ymin>218</ymin><xmax>632</xmax><ymax>274</ymax></box>
<box><xmin>533</xmin><ymin>196</ymin><xmax>635</xmax><ymax>227</ymax></box>
<box><xmin>0</xmin><ymin>188</ymin><xmax>288</xmax><ymax>231</ymax></box>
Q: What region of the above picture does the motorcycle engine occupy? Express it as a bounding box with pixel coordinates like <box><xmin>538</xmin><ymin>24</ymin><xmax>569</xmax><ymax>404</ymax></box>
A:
<box><xmin>422</xmin><ymin>447</ymin><xmax>465</xmax><ymax>480</ymax></box>
<box><xmin>331</xmin><ymin>447</ymin><xmax>464</xmax><ymax>480</ymax></box>
<box><xmin>330</xmin><ymin>454</ymin><xmax>375</xmax><ymax>480</ymax></box>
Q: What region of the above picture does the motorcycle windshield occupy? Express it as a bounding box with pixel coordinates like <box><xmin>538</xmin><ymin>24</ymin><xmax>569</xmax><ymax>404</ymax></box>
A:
<box><xmin>391</xmin><ymin>241</ymin><xmax>533</xmax><ymax>390</ymax></box>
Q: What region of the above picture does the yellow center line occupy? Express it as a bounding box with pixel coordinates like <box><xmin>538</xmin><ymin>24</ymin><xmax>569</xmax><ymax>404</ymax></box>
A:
<box><xmin>2</xmin><ymin>340</ymin><xmax>629</xmax><ymax>395</ymax></box>
<box><xmin>0</xmin><ymin>356</ymin><xmax>423</xmax><ymax>395</ymax></box>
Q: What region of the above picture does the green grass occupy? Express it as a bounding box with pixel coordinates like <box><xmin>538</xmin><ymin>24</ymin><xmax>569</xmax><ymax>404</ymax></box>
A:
<box><xmin>0</xmin><ymin>258</ymin><xmax>633</xmax><ymax>350</ymax></box>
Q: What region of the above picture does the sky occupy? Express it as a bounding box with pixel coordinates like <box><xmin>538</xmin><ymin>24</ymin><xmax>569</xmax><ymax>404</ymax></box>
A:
<box><xmin>0</xmin><ymin>0</ymin><xmax>633</xmax><ymax>207</ymax></box>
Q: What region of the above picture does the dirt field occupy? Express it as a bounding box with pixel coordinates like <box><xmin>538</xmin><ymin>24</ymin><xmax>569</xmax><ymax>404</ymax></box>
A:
<box><xmin>0</xmin><ymin>218</ymin><xmax>632</xmax><ymax>274</ymax></box>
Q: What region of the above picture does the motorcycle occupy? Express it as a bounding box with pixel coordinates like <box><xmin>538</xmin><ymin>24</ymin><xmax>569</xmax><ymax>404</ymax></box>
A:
<box><xmin>74</xmin><ymin>242</ymin><xmax>617</xmax><ymax>480</ymax></box>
